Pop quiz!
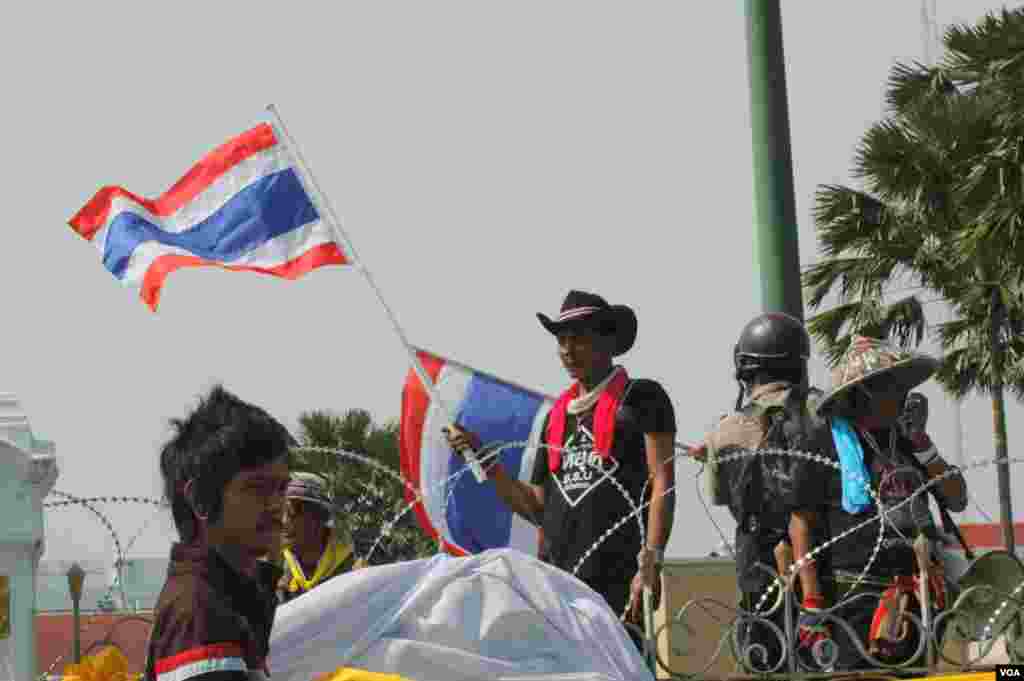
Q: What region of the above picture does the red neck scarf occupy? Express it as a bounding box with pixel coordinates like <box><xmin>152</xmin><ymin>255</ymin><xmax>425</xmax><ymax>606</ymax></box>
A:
<box><xmin>546</xmin><ymin>368</ymin><xmax>629</xmax><ymax>472</ymax></box>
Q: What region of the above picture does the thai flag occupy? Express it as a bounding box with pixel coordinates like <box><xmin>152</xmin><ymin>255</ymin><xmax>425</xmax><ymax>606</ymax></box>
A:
<box><xmin>69</xmin><ymin>122</ymin><xmax>347</xmax><ymax>310</ymax></box>
<box><xmin>399</xmin><ymin>349</ymin><xmax>554</xmax><ymax>556</ymax></box>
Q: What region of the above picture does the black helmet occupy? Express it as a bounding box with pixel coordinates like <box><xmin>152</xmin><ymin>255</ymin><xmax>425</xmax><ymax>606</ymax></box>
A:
<box><xmin>734</xmin><ymin>312</ymin><xmax>810</xmax><ymax>380</ymax></box>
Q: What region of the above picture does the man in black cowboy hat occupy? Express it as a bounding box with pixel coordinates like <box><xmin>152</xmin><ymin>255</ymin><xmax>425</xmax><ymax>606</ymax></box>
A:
<box><xmin>815</xmin><ymin>336</ymin><xmax>967</xmax><ymax>669</ymax></box>
<box><xmin>445</xmin><ymin>290</ymin><xmax>677</xmax><ymax>645</ymax></box>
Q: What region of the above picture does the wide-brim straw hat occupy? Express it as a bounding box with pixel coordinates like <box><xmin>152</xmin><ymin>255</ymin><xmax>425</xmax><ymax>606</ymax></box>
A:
<box><xmin>817</xmin><ymin>335</ymin><xmax>939</xmax><ymax>415</ymax></box>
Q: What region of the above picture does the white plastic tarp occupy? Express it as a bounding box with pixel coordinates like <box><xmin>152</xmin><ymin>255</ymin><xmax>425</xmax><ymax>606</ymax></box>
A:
<box><xmin>268</xmin><ymin>549</ymin><xmax>652</xmax><ymax>681</ymax></box>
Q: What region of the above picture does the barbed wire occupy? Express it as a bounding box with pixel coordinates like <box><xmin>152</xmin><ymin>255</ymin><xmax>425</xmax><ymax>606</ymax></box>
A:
<box><xmin>292</xmin><ymin>439</ymin><xmax>1024</xmax><ymax>674</ymax></box>
<box><xmin>42</xmin><ymin>493</ymin><xmax>171</xmax><ymax>612</ymax></box>
<box><xmin>45</xmin><ymin>491</ymin><xmax>129</xmax><ymax>607</ymax></box>
<box><xmin>36</xmin><ymin>441</ymin><xmax>1024</xmax><ymax>677</ymax></box>
<box><xmin>43</xmin><ymin>496</ymin><xmax>166</xmax><ymax>509</ymax></box>
<box><xmin>658</xmin><ymin>453</ymin><xmax>1024</xmax><ymax>676</ymax></box>
<box><xmin>405</xmin><ymin>440</ymin><xmax>1024</xmax><ymax>675</ymax></box>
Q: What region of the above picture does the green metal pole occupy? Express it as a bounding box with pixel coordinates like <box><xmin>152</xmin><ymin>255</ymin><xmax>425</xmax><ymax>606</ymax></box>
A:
<box><xmin>72</xmin><ymin>597</ymin><xmax>81</xmax><ymax>664</ymax></box>
<box><xmin>745</xmin><ymin>0</ymin><xmax>804</xmax><ymax>321</ymax></box>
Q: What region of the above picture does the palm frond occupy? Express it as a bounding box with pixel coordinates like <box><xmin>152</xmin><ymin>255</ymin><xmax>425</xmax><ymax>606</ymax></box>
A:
<box><xmin>887</xmin><ymin>62</ymin><xmax>958</xmax><ymax>112</ymax></box>
<box><xmin>943</xmin><ymin>7</ymin><xmax>1024</xmax><ymax>77</ymax></box>
<box><xmin>877</xmin><ymin>296</ymin><xmax>928</xmax><ymax>348</ymax></box>
<box><xmin>955</xmin><ymin>136</ymin><xmax>1024</xmax><ymax>263</ymax></box>
<box><xmin>812</xmin><ymin>185</ymin><xmax>928</xmax><ymax>259</ymax></box>
<box><xmin>933</xmin><ymin>346</ymin><xmax>983</xmax><ymax>399</ymax></box>
<box><xmin>854</xmin><ymin>118</ymin><xmax>929</xmax><ymax>204</ymax></box>
<box><xmin>806</xmin><ymin>301</ymin><xmax>862</xmax><ymax>346</ymax></box>
<box><xmin>803</xmin><ymin>258</ymin><xmax>888</xmax><ymax>310</ymax></box>
<box><xmin>297</xmin><ymin>410</ymin><xmax>346</xmax><ymax>449</ymax></box>
<box><xmin>807</xmin><ymin>295</ymin><xmax>929</xmax><ymax>367</ymax></box>
<box><xmin>338</xmin><ymin>409</ymin><xmax>373</xmax><ymax>449</ymax></box>
<box><xmin>807</xmin><ymin>299</ymin><xmax>892</xmax><ymax>366</ymax></box>
<box><xmin>365</xmin><ymin>426</ymin><xmax>401</xmax><ymax>471</ymax></box>
<box><xmin>812</xmin><ymin>185</ymin><xmax>887</xmax><ymax>255</ymax></box>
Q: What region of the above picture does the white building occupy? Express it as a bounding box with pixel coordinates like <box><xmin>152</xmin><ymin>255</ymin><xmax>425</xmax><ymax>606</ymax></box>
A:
<box><xmin>0</xmin><ymin>394</ymin><xmax>57</xmax><ymax>681</ymax></box>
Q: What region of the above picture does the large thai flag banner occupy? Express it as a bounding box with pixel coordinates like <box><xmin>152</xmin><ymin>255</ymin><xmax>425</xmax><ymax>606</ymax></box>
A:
<box><xmin>400</xmin><ymin>348</ymin><xmax>554</xmax><ymax>556</ymax></box>
<box><xmin>68</xmin><ymin>121</ymin><xmax>347</xmax><ymax>310</ymax></box>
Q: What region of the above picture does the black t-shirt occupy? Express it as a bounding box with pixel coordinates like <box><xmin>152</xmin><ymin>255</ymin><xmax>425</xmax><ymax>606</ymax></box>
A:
<box><xmin>825</xmin><ymin>427</ymin><xmax>933</xmax><ymax>575</ymax></box>
<box><xmin>530</xmin><ymin>378</ymin><xmax>675</xmax><ymax>602</ymax></box>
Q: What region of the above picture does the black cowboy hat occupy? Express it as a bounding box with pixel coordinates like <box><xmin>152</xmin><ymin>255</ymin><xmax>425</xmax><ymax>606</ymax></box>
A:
<box><xmin>536</xmin><ymin>290</ymin><xmax>638</xmax><ymax>356</ymax></box>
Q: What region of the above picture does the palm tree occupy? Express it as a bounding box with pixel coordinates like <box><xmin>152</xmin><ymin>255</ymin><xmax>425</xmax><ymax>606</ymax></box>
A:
<box><xmin>290</xmin><ymin>408</ymin><xmax>436</xmax><ymax>565</ymax></box>
<box><xmin>890</xmin><ymin>7</ymin><xmax>1024</xmax><ymax>259</ymax></box>
<box><xmin>803</xmin><ymin>16</ymin><xmax>1024</xmax><ymax>553</ymax></box>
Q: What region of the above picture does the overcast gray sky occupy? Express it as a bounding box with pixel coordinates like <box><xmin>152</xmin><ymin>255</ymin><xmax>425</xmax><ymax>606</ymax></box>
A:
<box><xmin>3</xmin><ymin>0</ymin><xmax>1018</xmax><ymax>564</ymax></box>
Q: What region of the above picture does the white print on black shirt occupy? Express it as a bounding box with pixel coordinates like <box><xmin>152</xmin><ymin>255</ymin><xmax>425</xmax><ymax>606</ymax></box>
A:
<box><xmin>552</xmin><ymin>424</ymin><xmax>620</xmax><ymax>508</ymax></box>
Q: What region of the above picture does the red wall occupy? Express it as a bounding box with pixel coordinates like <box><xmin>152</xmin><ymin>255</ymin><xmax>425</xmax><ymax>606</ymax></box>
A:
<box><xmin>35</xmin><ymin>613</ymin><xmax>153</xmax><ymax>676</ymax></box>
<box><xmin>958</xmin><ymin>522</ymin><xmax>1024</xmax><ymax>550</ymax></box>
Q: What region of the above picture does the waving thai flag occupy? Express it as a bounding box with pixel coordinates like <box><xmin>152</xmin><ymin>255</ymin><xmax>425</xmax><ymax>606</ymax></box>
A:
<box><xmin>69</xmin><ymin>121</ymin><xmax>347</xmax><ymax>310</ymax></box>
<box><xmin>399</xmin><ymin>349</ymin><xmax>554</xmax><ymax>556</ymax></box>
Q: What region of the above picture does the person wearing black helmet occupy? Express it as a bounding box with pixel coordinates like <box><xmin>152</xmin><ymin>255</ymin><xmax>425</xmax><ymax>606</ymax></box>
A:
<box><xmin>690</xmin><ymin>312</ymin><xmax>835</xmax><ymax>671</ymax></box>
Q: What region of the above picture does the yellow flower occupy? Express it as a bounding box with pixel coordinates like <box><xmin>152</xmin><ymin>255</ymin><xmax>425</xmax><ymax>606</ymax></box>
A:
<box><xmin>62</xmin><ymin>646</ymin><xmax>138</xmax><ymax>681</ymax></box>
<box><xmin>314</xmin><ymin>666</ymin><xmax>409</xmax><ymax>681</ymax></box>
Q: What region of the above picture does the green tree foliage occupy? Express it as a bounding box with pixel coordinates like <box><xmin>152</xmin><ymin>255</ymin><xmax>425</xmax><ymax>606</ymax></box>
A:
<box><xmin>289</xmin><ymin>408</ymin><xmax>436</xmax><ymax>565</ymax></box>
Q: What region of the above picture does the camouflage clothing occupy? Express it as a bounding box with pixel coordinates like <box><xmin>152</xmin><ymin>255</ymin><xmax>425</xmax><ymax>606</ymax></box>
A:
<box><xmin>706</xmin><ymin>382</ymin><xmax>835</xmax><ymax>672</ymax></box>
<box><xmin>707</xmin><ymin>382</ymin><xmax>834</xmax><ymax>592</ymax></box>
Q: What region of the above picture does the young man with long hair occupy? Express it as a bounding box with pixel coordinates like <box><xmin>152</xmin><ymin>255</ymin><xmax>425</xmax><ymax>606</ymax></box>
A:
<box><xmin>144</xmin><ymin>386</ymin><xmax>293</xmax><ymax>681</ymax></box>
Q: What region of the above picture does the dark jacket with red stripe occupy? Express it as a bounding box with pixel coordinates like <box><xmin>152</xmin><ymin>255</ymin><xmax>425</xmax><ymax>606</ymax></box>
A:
<box><xmin>144</xmin><ymin>543</ymin><xmax>282</xmax><ymax>681</ymax></box>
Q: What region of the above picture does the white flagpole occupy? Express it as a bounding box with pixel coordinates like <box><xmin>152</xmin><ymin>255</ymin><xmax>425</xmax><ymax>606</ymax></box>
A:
<box><xmin>643</xmin><ymin>588</ymin><xmax>656</xmax><ymax>672</ymax></box>
<box><xmin>266</xmin><ymin>104</ymin><xmax>487</xmax><ymax>483</ymax></box>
